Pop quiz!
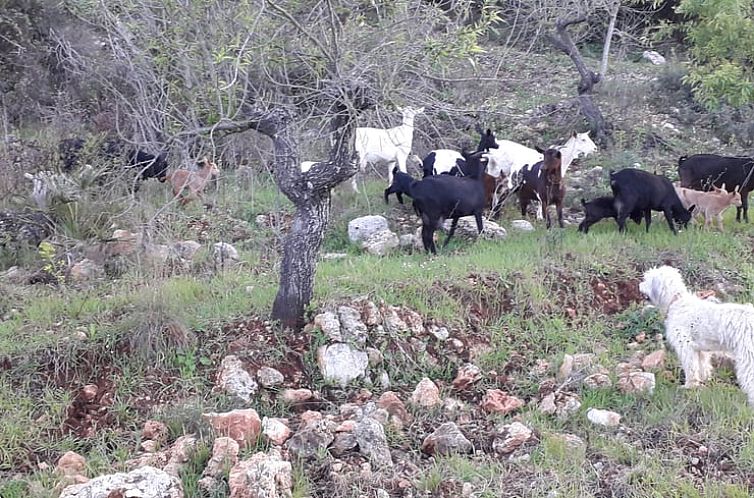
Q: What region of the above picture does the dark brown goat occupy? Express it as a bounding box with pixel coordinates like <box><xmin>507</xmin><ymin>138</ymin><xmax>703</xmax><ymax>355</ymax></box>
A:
<box><xmin>517</xmin><ymin>148</ymin><xmax>564</xmax><ymax>228</ymax></box>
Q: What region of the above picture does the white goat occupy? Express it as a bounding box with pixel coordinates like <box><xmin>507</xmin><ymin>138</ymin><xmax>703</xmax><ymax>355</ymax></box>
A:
<box><xmin>353</xmin><ymin>106</ymin><xmax>424</xmax><ymax>192</ymax></box>
<box><xmin>485</xmin><ymin>131</ymin><xmax>598</xmax><ymax>189</ymax></box>
<box><xmin>485</xmin><ymin>131</ymin><xmax>598</xmax><ymax>219</ymax></box>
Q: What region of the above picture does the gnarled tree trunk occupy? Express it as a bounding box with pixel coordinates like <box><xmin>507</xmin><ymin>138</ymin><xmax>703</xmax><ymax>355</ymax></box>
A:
<box><xmin>243</xmin><ymin>99</ymin><xmax>362</xmax><ymax>329</ymax></box>
<box><xmin>549</xmin><ymin>15</ymin><xmax>611</xmax><ymax>146</ymax></box>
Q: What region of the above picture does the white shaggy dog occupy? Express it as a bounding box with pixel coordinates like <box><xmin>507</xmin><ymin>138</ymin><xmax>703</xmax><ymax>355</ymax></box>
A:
<box><xmin>639</xmin><ymin>265</ymin><xmax>754</xmax><ymax>405</ymax></box>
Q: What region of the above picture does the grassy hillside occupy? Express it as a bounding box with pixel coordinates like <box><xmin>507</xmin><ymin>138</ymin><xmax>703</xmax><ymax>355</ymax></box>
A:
<box><xmin>3</xmin><ymin>52</ymin><xmax>754</xmax><ymax>497</ymax></box>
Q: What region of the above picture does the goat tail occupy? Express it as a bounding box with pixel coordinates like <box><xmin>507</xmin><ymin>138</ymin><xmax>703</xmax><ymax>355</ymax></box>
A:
<box><xmin>678</xmin><ymin>155</ymin><xmax>688</xmax><ymax>168</ymax></box>
<box><xmin>580</xmin><ymin>198</ymin><xmax>587</xmax><ymax>207</ymax></box>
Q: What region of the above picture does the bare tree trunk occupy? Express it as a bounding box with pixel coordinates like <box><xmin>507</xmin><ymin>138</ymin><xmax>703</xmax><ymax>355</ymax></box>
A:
<box><xmin>272</xmin><ymin>198</ymin><xmax>331</xmax><ymax>328</ymax></box>
<box><xmin>600</xmin><ymin>1</ymin><xmax>620</xmax><ymax>77</ymax></box>
<box><xmin>548</xmin><ymin>15</ymin><xmax>611</xmax><ymax>146</ymax></box>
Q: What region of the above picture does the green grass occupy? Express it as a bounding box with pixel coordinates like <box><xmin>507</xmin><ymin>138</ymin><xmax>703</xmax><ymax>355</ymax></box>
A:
<box><xmin>4</xmin><ymin>157</ymin><xmax>754</xmax><ymax>496</ymax></box>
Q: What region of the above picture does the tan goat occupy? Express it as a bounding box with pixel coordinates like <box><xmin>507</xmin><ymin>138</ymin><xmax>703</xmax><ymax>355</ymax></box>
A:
<box><xmin>166</xmin><ymin>157</ymin><xmax>220</xmax><ymax>206</ymax></box>
<box><xmin>674</xmin><ymin>183</ymin><xmax>742</xmax><ymax>231</ymax></box>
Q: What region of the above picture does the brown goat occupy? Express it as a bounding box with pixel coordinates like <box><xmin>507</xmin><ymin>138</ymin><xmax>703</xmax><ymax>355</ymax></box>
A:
<box><xmin>517</xmin><ymin>148</ymin><xmax>564</xmax><ymax>228</ymax></box>
<box><xmin>166</xmin><ymin>157</ymin><xmax>220</xmax><ymax>206</ymax></box>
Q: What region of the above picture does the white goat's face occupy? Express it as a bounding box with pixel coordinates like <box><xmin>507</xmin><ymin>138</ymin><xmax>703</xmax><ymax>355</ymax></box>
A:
<box><xmin>567</xmin><ymin>131</ymin><xmax>598</xmax><ymax>158</ymax></box>
<box><xmin>398</xmin><ymin>106</ymin><xmax>424</xmax><ymax>120</ymax></box>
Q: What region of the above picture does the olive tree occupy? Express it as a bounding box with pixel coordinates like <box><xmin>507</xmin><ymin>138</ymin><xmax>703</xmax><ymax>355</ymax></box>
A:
<box><xmin>59</xmin><ymin>0</ymin><xmax>498</xmax><ymax>328</ymax></box>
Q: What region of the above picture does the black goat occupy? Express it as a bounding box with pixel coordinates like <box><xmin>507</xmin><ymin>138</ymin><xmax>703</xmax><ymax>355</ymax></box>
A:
<box><xmin>127</xmin><ymin>150</ymin><xmax>170</xmax><ymax>192</ymax></box>
<box><xmin>678</xmin><ymin>154</ymin><xmax>754</xmax><ymax>222</ymax></box>
<box><xmin>384</xmin><ymin>167</ymin><xmax>418</xmax><ymax>204</ymax></box>
<box><xmin>578</xmin><ymin>196</ymin><xmax>643</xmax><ymax>233</ymax></box>
<box><xmin>610</xmin><ymin>168</ymin><xmax>694</xmax><ymax>234</ymax></box>
<box><xmin>411</xmin><ymin>150</ymin><xmax>488</xmax><ymax>254</ymax></box>
<box><xmin>422</xmin><ymin>127</ymin><xmax>498</xmax><ymax>178</ymax></box>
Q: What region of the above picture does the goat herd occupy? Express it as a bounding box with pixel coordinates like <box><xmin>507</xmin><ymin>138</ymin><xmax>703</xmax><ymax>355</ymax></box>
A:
<box><xmin>351</xmin><ymin>107</ymin><xmax>754</xmax><ymax>253</ymax></box>
<box><xmin>56</xmin><ymin>107</ymin><xmax>753</xmax><ymax>254</ymax></box>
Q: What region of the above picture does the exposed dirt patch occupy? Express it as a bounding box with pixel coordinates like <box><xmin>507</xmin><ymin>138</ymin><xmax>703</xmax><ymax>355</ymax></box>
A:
<box><xmin>63</xmin><ymin>371</ymin><xmax>116</xmax><ymax>438</ymax></box>
<box><xmin>434</xmin><ymin>272</ymin><xmax>516</xmax><ymax>328</ymax></box>
<box><xmin>590</xmin><ymin>276</ymin><xmax>644</xmax><ymax>315</ymax></box>
<box><xmin>222</xmin><ymin>315</ymin><xmax>310</xmax><ymax>387</ymax></box>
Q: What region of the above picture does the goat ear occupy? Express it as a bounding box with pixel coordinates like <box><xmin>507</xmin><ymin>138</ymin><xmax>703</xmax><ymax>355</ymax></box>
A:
<box><xmin>580</xmin><ymin>198</ymin><xmax>586</xmax><ymax>206</ymax></box>
<box><xmin>735</xmin><ymin>184</ymin><xmax>740</xmax><ymax>193</ymax></box>
<box><xmin>535</xmin><ymin>146</ymin><xmax>546</xmax><ymax>154</ymax></box>
<box><xmin>571</xmin><ymin>131</ymin><xmax>578</xmax><ymax>138</ymax></box>
<box><xmin>688</xmin><ymin>204</ymin><xmax>696</xmax><ymax>214</ymax></box>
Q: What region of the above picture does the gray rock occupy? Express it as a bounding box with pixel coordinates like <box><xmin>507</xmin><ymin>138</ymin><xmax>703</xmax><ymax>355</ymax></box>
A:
<box><xmin>330</xmin><ymin>431</ymin><xmax>358</xmax><ymax>457</ymax></box>
<box><xmin>442</xmin><ymin>216</ymin><xmax>506</xmax><ymax>240</ymax></box>
<box><xmin>286</xmin><ymin>420</ymin><xmax>334</xmax><ymax>459</ymax></box>
<box><xmin>348</xmin><ymin>215</ymin><xmax>389</xmax><ymax>244</ymax></box>
<box><xmin>421</xmin><ymin>422</ymin><xmax>472</xmax><ymax>455</ymax></box>
<box><xmin>212</xmin><ymin>242</ymin><xmax>239</xmax><ymax>267</ymax></box>
<box><xmin>257</xmin><ymin>366</ymin><xmax>285</xmax><ymax>388</ymax></box>
<box><xmin>173</xmin><ymin>240</ymin><xmax>202</xmax><ymax>260</ymax></box>
<box><xmin>510</xmin><ymin>220</ymin><xmax>535</xmax><ymax>232</ymax></box>
<box><xmin>355</xmin><ymin>417</ymin><xmax>393</xmax><ymax>469</ymax></box>
<box><xmin>314</xmin><ymin>311</ymin><xmax>341</xmax><ymax>342</ymax></box>
<box><xmin>363</xmin><ymin>229</ymin><xmax>399</xmax><ymax>256</ymax></box>
<box><xmin>338</xmin><ymin>306</ymin><xmax>368</xmax><ymax>346</ymax></box>
<box><xmin>493</xmin><ymin>422</ymin><xmax>533</xmax><ymax>455</ymax></box>
<box><xmin>216</xmin><ymin>355</ymin><xmax>258</xmax><ymax>402</ymax></box>
<box><xmin>59</xmin><ymin>466</ymin><xmax>183</xmax><ymax>498</ymax></box>
<box><xmin>228</xmin><ymin>449</ymin><xmax>292</xmax><ymax>498</ymax></box>
<box><xmin>399</xmin><ymin>233</ymin><xmax>417</xmax><ymax>248</ymax></box>
<box><xmin>317</xmin><ymin>344</ymin><xmax>368</xmax><ymax>387</ymax></box>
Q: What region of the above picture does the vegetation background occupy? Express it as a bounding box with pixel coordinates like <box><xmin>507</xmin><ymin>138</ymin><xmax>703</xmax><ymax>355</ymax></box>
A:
<box><xmin>4</xmin><ymin>0</ymin><xmax>754</xmax><ymax>496</ymax></box>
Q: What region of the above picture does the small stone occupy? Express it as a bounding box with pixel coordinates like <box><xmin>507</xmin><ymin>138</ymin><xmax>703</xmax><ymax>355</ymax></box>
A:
<box><xmin>142</xmin><ymin>420</ymin><xmax>169</xmax><ymax>443</ymax></box>
<box><xmin>56</xmin><ymin>451</ymin><xmax>87</xmax><ymax>478</ymax></box>
<box><xmin>617</xmin><ymin>371</ymin><xmax>656</xmax><ymax>395</ymax></box>
<box><xmin>330</xmin><ymin>432</ymin><xmax>358</xmax><ymax>457</ymax></box>
<box><xmin>139</xmin><ymin>439</ymin><xmax>159</xmax><ymax>454</ymax></box>
<box><xmin>173</xmin><ymin>240</ymin><xmax>202</xmax><ymax>260</ymax></box>
<box><xmin>377</xmin><ymin>391</ymin><xmax>412</xmax><ymax>427</ymax></box>
<box><xmin>228</xmin><ymin>449</ymin><xmax>292</xmax><ymax>498</ymax></box>
<box><xmin>216</xmin><ymin>355</ymin><xmax>258</xmax><ymax>402</ymax></box>
<box><xmin>355</xmin><ymin>417</ymin><xmax>393</xmax><ymax>469</ymax></box>
<box><xmin>81</xmin><ymin>384</ymin><xmax>98</xmax><ymax>402</ymax></box>
<box><xmin>583</xmin><ymin>373</ymin><xmax>612</xmax><ymax>389</ymax></box>
<box><xmin>198</xmin><ymin>437</ymin><xmax>239</xmax><ymax>493</ymax></box>
<box><xmin>281</xmin><ymin>388</ymin><xmax>313</xmax><ymax>404</ymax></box>
<box><xmin>69</xmin><ymin>259</ymin><xmax>104</xmax><ymax>283</ymax></box>
<box><xmin>314</xmin><ymin>311</ymin><xmax>341</xmax><ymax>342</ymax></box>
<box><xmin>510</xmin><ymin>219</ymin><xmax>535</xmax><ymax>232</ymax></box>
<box><xmin>363</xmin><ymin>229</ymin><xmax>400</xmax><ymax>256</ymax></box>
<box><xmin>338</xmin><ymin>306</ymin><xmax>368</xmax><ymax>345</ymax></box>
<box><xmin>587</xmin><ymin>408</ymin><xmax>621</xmax><ymax>427</ymax></box>
<box><xmin>317</xmin><ymin>344</ymin><xmax>369</xmax><ymax>387</ymax></box>
<box><xmin>550</xmin><ymin>432</ymin><xmax>586</xmax><ymax>451</ymax></box>
<box><xmin>257</xmin><ymin>366</ymin><xmax>285</xmax><ymax>388</ymax></box>
<box><xmin>428</xmin><ymin>325</ymin><xmax>450</xmax><ymax>341</ymax></box>
<box><xmin>203</xmin><ymin>409</ymin><xmax>262</xmax><ymax>448</ymax></box>
<box><xmin>634</xmin><ymin>331</ymin><xmax>647</xmax><ymax>343</ymax></box>
<box><xmin>452</xmin><ymin>363</ymin><xmax>482</xmax><ymax>390</ymax></box>
<box><xmin>481</xmin><ymin>389</ymin><xmax>524</xmax><ymax>415</ymax></box>
<box><xmin>421</xmin><ymin>422</ymin><xmax>473</xmax><ymax>455</ymax></box>
<box><xmin>212</xmin><ymin>242</ymin><xmax>240</xmax><ymax>267</ymax></box>
<box><xmin>641</xmin><ymin>350</ymin><xmax>666</xmax><ymax>370</ymax></box>
<box><xmin>59</xmin><ymin>467</ymin><xmax>181</xmax><ymax>498</ymax></box>
<box><xmin>366</xmin><ymin>347</ymin><xmax>383</xmax><ymax>367</ymax></box>
<box><xmin>348</xmin><ymin>216</ymin><xmax>389</xmax><ymax>244</ymax></box>
<box><xmin>286</xmin><ymin>420</ymin><xmax>334</xmax><ymax>459</ymax></box>
<box><xmin>492</xmin><ymin>422</ymin><xmax>533</xmax><ymax>455</ymax></box>
<box><xmin>262</xmin><ymin>417</ymin><xmax>292</xmax><ymax>445</ymax></box>
<box><xmin>410</xmin><ymin>378</ymin><xmax>442</xmax><ymax>408</ymax></box>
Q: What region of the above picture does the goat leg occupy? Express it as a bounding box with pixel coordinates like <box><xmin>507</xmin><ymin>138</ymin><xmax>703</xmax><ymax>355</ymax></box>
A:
<box><xmin>661</xmin><ymin>208</ymin><xmax>676</xmax><ymax>234</ymax></box>
<box><xmin>443</xmin><ymin>217</ymin><xmax>460</xmax><ymax>248</ymax></box>
<box><xmin>474</xmin><ymin>212</ymin><xmax>484</xmax><ymax>235</ymax></box>
<box><xmin>421</xmin><ymin>223</ymin><xmax>437</xmax><ymax>255</ymax></box>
